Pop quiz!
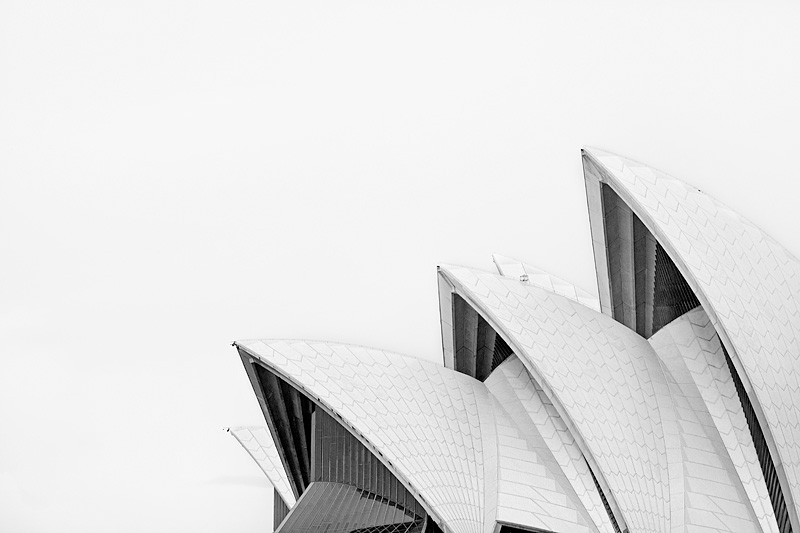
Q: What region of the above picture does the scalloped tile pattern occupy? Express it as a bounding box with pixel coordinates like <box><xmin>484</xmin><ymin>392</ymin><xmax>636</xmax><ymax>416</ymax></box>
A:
<box><xmin>440</xmin><ymin>265</ymin><xmax>671</xmax><ymax>533</ymax></box>
<box><xmin>585</xmin><ymin>147</ymin><xmax>800</xmax><ymax>521</ymax></box>
<box><xmin>650</xmin><ymin>308</ymin><xmax>773</xmax><ymax>533</ymax></box>
<box><xmin>486</xmin><ymin>356</ymin><xmax>614</xmax><ymax>533</ymax></box>
<box><xmin>236</xmin><ymin>339</ymin><xmax>625</xmax><ymax>533</ymax></box>
<box><xmin>492</xmin><ymin>254</ymin><xmax>601</xmax><ymax>312</ymax></box>
<box><xmin>236</xmin><ymin>340</ymin><xmax>488</xmax><ymax>533</ymax></box>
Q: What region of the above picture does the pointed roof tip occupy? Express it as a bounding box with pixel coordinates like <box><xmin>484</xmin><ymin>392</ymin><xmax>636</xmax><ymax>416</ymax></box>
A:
<box><xmin>491</xmin><ymin>253</ymin><xmax>520</xmax><ymax>277</ymax></box>
<box><xmin>491</xmin><ymin>253</ymin><xmax>510</xmax><ymax>264</ymax></box>
<box><xmin>582</xmin><ymin>146</ymin><xmax>619</xmax><ymax>159</ymax></box>
<box><xmin>583</xmin><ymin>148</ymin><xmax>707</xmax><ymax>191</ymax></box>
<box><xmin>439</xmin><ymin>262</ymin><xmax>502</xmax><ymax>277</ymax></box>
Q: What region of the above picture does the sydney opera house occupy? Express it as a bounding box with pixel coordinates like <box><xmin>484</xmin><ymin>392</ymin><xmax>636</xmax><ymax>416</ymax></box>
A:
<box><xmin>228</xmin><ymin>149</ymin><xmax>800</xmax><ymax>533</ymax></box>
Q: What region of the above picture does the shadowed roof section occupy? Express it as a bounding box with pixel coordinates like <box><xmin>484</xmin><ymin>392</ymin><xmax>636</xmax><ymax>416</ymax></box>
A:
<box><xmin>583</xmin><ymin>147</ymin><xmax>800</xmax><ymax>530</ymax></box>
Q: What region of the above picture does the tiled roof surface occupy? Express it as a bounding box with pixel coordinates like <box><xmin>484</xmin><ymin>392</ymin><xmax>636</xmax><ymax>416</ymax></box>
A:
<box><xmin>584</xmin><ymin>147</ymin><xmax>800</xmax><ymax>521</ymax></box>
<box><xmin>486</xmin><ymin>356</ymin><xmax>614</xmax><ymax>533</ymax></box>
<box><xmin>650</xmin><ymin>307</ymin><xmax>774</xmax><ymax>533</ymax></box>
<box><xmin>231</xmin><ymin>149</ymin><xmax>800</xmax><ymax>533</ymax></box>
<box><xmin>440</xmin><ymin>265</ymin><xmax>670</xmax><ymax>533</ymax></box>
<box><xmin>236</xmin><ymin>340</ymin><xmax>488</xmax><ymax>533</ymax></box>
<box><xmin>492</xmin><ymin>254</ymin><xmax>601</xmax><ymax>312</ymax></box>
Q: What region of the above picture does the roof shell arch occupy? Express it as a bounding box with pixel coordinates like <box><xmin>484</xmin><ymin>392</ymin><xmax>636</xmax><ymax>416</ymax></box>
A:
<box><xmin>438</xmin><ymin>264</ymin><xmax>673</xmax><ymax>533</ymax></box>
<box><xmin>235</xmin><ymin>337</ymin><xmax>623</xmax><ymax>533</ymax></box>
<box><xmin>235</xmin><ymin>339</ymin><xmax>491</xmax><ymax>533</ymax></box>
<box><xmin>582</xmin><ymin>147</ymin><xmax>800</xmax><ymax>529</ymax></box>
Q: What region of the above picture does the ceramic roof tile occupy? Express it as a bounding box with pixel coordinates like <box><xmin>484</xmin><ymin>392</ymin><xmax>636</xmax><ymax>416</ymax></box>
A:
<box><xmin>236</xmin><ymin>340</ymin><xmax>486</xmax><ymax>533</ymax></box>
<box><xmin>584</xmin><ymin>147</ymin><xmax>800</xmax><ymax>523</ymax></box>
<box><xmin>440</xmin><ymin>265</ymin><xmax>670</xmax><ymax>533</ymax></box>
<box><xmin>492</xmin><ymin>254</ymin><xmax>601</xmax><ymax>312</ymax></box>
<box><xmin>650</xmin><ymin>308</ymin><xmax>776</xmax><ymax>533</ymax></box>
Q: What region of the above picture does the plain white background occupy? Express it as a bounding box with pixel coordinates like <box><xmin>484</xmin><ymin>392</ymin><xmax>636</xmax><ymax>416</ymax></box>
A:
<box><xmin>2</xmin><ymin>1</ymin><xmax>799</xmax><ymax>531</ymax></box>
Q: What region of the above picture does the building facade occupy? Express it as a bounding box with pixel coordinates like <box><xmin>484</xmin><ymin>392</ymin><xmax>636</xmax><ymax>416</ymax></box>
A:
<box><xmin>229</xmin><ymin>149</ymin><xmax>800</xmax><ymax>533</ymax></box>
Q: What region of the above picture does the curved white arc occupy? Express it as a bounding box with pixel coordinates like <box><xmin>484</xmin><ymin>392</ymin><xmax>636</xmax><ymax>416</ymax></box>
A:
<box><xmin>228</xmin><ymin>426</ymin><xmax>296</xmax><ymax>507</ymax></box>
<box><xmin>438</xmin><ymin>267</ymin><xmax>635</xmax><ymax>533</ymax></box>
<box><xmin>583</xmin><ymin>148</ymin><xmax>800</xmax><ymax>529</ymax></box>
<box><xmin>493</xmin><ymin>256</ymin><xmax>601</xmax><ymax>310</ymax></box>
<box><xmin>235</xmin><ymin>340</ymin><xmax>476</xmax><ymax>533</ymax></box>
<box><xmin>492</xmin><ymin>254</ymin><xmax>601</xmax><ymax>312</ymax></box>
<box><xmin>650</xmin><ymin>308</ymin><xmax>778</xmax><ymax>533</ymax></box>
<box><xmin>486</xmin><ymin>356</ymin><xmax>614</xmax><ymax>533</ymax></box>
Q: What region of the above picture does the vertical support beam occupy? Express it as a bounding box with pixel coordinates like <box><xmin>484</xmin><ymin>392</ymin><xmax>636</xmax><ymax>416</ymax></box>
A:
<box><xmin>237</xmin><ymin>347</ymin><xmax>305</xmax><ymax>499</ymax></box>
<box><xmin>260</xmin><ymin>369</ymin><xmax>308</xmax><ymax>491</ymax></box>
<box><xmin>602</xmin><ymin>183</ymin><xmax>637</xmax><ymax>331</ymax></box>
<box><xmin>285</xmin><ymin>386</ymin><xmax>312</xmax><ymax>486</ymax></box>
<box><xmin>475</xmin><ymin>319</ymin><xmax>496</xmax><ymax>381</ymax></box>
<box><xmin>634</xmin><ymin>216</ymin><xmax>657</xmax><ymax>338</ymax></box>
<box><xmin>273</xmin><ymin>489</ymin><xmax>291</xmax><ymax>530</ymax></box>
<box><xmin>454</xmin><ymin>294</ymin><xmax>479</xmax><ymax>378</ymax></box>
<box><xmin>437</xmin><ymin>271</ymin><xmax>456</xmax><ymax>369</ymax></box>
<box><xmin>309</xmin><ymin>408</ymin><xmax>317</xmax><ymax>482</ymax></box>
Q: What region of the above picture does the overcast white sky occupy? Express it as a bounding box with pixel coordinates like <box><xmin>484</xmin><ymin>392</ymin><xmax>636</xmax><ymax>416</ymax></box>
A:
<box><xmin>2</xmin><ymin>1</ymin><xmax>800</xmax><ymax>531</ymax></box>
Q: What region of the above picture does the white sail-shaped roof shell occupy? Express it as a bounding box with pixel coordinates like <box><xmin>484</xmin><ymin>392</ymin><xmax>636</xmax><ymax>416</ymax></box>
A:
<box><xmin>236</xmin><ymin>339</ymin><xmax>489</xmax><ymax>533</ymax></box>
<box><xmin>229</xmin><ymin>148</ymin><xmax>800</xmax><ymax>533</ymax></box>
<box><xmin>583</xmin><ymin>147</ymin><xmax>800</xmax><ymax>527</ymax></box>
<box><xmin>236</xmin><ymin>339</ymin><xmax>621</xmax><ymax>533</ymax></box>
<box><xmin>439</xmin><ymin>264</ymin><xmax>671</xmax><ymax>533</ymax></box>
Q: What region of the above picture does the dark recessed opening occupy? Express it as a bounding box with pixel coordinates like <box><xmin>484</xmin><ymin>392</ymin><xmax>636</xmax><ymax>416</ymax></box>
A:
<box><xmin>250</xmin><ymin>361</ymin><xmax>430</xmax><ymax>532</ymax></box>
<box><xmin>452</xmin><ymin>294</ymin><xmax>514</xmax><ymax>381</ymax></box>
<box><xmin>602</xmin><ymin>183</ymin><xmax>699</xmax><ymax>338</ymax></box>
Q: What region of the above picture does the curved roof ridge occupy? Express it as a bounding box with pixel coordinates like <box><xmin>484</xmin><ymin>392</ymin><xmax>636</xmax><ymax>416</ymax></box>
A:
<box><xmin>582</xmin><ymin>146</ymin><xmax>707</xmax><ymax>191</ymax></box>
<box><xmin>439</xmin><ymin>263</ymin><xmax>671</xmax><ymax>533</ymax></box>
<box><xmin>491</xmin><ymin>253</ymin><xmax>600</xmax><ymax>312</ymax></box>
<box><xmin>584</xmin><ymin>146</ymin><xmax>799</xmax><ymax>261</ymax></box>
<box><xmin>583</xmin><ymin>148</ymin><xmax>800</xmax><ymax>528</ymax></box>
<box><xmin>485</xmin><ymin>355</ymin><xmax>617</xmax><ymax>533</ymax></box>
<box><xmin>438</xmin><ymin>262</ymin><xmax>500</xmax><ymax>276</ymax></box>
<box><xmin>234</xmin><ymin>338</ymin><xmax>430</xmax><ymax>365</ymax></box>
<box><xmin>227</xmin><ymin>425</ymin><xmax>296</xmax><ymax>507</ymax></box>
<box><xmin>237</xmin><ymin>339</ymin><xmax>487</xmax><ymax>533</ymax></box>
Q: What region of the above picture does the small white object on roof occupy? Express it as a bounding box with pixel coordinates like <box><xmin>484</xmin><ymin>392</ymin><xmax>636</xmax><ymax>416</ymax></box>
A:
<box><xmin>492</xmin><ymin>254</ymin><xmax>601</xmax><ymax>312</ymax></box>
